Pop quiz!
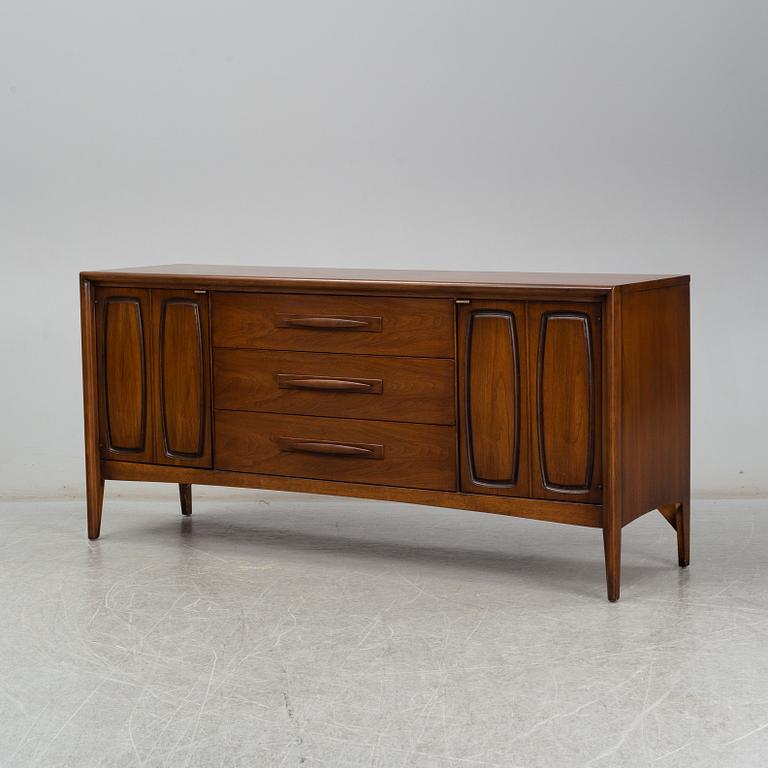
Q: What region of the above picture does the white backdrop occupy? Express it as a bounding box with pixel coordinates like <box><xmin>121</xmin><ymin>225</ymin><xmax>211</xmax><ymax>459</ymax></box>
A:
<box><xmin>1</xmin><ymin>1</ymin><xmax>767</xmax><ymax>498</ymax></box>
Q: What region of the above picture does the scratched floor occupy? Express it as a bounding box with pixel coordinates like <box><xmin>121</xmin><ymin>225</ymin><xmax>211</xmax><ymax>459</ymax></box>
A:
<box><xmin>0</xmin><ymin>495</ymin><xmax>766</xmax><ymax>767</ymax></box>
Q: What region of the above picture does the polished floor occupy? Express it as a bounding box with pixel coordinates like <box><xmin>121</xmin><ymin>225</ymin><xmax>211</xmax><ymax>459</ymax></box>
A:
<box><xmin>0</xmin><ymin>494</ymin><xmax>765</xmax><ymax>767</ymax></box>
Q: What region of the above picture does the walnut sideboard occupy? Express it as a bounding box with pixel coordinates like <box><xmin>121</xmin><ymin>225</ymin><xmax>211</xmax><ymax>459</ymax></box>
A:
<box><xmin>79</xmin><ymin>266</ymin><xmax>690</xmax><ymax>601</ymax></box>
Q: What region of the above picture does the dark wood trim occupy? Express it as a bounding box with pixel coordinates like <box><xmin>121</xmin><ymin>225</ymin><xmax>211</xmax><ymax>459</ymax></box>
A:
<box><xmin>102</xmin><ymin>460</ymin><xmax>604</xmax><ymax>528</ymax></box>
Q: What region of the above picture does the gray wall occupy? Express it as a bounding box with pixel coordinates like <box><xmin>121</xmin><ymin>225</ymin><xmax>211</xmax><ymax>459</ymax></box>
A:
<box><xmin>1</xmin><ymin>1</ymin><xmax>767</xmax><ymax>497</ymax></box>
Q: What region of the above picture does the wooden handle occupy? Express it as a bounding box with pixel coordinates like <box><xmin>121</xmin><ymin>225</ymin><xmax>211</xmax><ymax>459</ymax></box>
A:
<box><xmin>276</xmin><ymin>314</ymin><xmax>383</xmax><ymax>332</ymax></box>
<box><xmin>276</xmin><ymin>436</ymin><xmax>384</xmax><ymax>459</ymax></box>
<box><xmin>276</xmin><ymin>374</ymin><xmax>383</xmax><ymax>394</ymax></box>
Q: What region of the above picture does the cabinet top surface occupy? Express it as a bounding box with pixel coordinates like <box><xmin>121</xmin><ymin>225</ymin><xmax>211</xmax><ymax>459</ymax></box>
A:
<box><xmin>82</xmin><ymin>264</ymin><xmax>688</xmax><ymax>294</ymax></box>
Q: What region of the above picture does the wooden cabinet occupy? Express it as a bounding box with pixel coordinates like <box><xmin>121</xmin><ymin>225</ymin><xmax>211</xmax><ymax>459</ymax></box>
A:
<box><xmin>94</xmin><ymin>287</ymin><xmax>211</xmax><ymax>468</ymax></box>
<box><xmin>81</xmin><ymin>266</ymin><xmax>690</xmax><ymax>602</ymax></box>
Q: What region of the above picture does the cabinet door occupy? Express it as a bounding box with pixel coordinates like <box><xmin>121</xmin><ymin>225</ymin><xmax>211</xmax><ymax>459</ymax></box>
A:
<box><xmin>96</xmin><ymin>287</ymin><xmax>154</xmax><ymax>462</ymax></box>
<box><xmin>458</xmin><ymin>302</ymin><xmax>530</xmax><ymax>496</ymax></box>
<box><xmin>151</xmin><ymin>290</ymin><xmax>212</xmax><ymax>467</ymax></box>
<box><xmin>528</xmin><ymin>303</ymin><xmax>602</xmax><ymax>502</ymax></box>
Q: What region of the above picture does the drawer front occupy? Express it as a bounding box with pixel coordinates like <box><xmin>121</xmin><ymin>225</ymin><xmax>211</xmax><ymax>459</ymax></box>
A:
<box><xmin>212</xmin><ymin>293</ymin><xmax>455</xmax><ymax>358</ymax></box>
<box><xmin>214</xmin><ymin>349</ymin><xmax>455</xmax><ymax>425</ymax></box>
<box><xmin>215</xmin><ymin>411</ymin><xmax>456</xmax><ymax>491</ymax></box>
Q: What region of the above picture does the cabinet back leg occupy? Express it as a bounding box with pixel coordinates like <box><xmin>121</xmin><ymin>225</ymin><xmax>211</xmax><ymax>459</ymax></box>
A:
<box><xmin>659</xmin><ymin>502</ymin><xmax>690</xmax><ymax>567</ymax></box>
<box><xmin>87</xmin><ymin>478</ymin><xmax>104</xmax><ymax>540</ymax></box>
<box><xmin>675</xmin><ymin>500</ymin><xmax>690</xmax><ymax>567</ymax></box>
<box><xmin>602</xmin><ymin>521</ymin><xmax>621</xmax><ymax>602</ymax></box>
<box><xmin>179</xmin><ymin>484</ymin><xmax>192</xmax><ymax>516</ymax></box>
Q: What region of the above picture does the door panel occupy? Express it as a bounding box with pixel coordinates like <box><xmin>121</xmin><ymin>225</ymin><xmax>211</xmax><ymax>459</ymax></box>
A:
<box><xmin>529</xmin><ymin>303</ymin><xmax>602</xmax><ymax>502</ymax></box>
<box><xmin>96</xmin><ymin>287</ymin><xmax>153</xmax><ymax>462</ymax></box>
<box><xmin>458</xmin><ymin>302</ymin><xmax>530</xmax><ymax>496</ymax></box>
<box><xmin>152</xmin><ymin>290</ymin><xmax>212</xmax><ymax>467</ymax></box>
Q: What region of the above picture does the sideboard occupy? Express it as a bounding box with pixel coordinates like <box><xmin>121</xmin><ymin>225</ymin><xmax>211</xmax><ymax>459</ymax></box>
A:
<box><xmin>79</xmin><ymin>266</ymin><xmax>690</xmax><ymax>601</ymax></box>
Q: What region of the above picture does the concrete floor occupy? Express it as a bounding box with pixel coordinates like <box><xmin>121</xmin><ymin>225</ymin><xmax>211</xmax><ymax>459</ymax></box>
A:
<box><xmin>0</xmin><ymin>494</ymin><xmax>766</xmax><ymax>767</ymax></box>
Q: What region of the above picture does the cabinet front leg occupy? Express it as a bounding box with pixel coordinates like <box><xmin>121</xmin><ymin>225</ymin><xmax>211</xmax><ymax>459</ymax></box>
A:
<box><xmin>87</xmin><ymin>476</ymin><xmax>105</xmax><ymax>540</ymax></box>
<box><xmin>602</xmin><ymin>518</ymin><xmax>622</xmax><ymax>602</ymax></box>
<box><xmin>179</xmin><ymin>484</ymin><xmax>192</xmax><ymax>516</ymax></box>
<box><xmin>81</xmin><ymin>277</ymin><xmax>104</xmax><ymax>541</ymax></box>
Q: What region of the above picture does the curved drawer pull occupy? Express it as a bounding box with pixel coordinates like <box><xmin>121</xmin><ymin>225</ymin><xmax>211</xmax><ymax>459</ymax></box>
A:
<box><xmin>276</xmin><ymin>436</ymin><xmax>384</xmax><ymax>459</ymax></box>
<box><xmin>276</xmin><ymin>374</ymin><xmax>383</xmax><ymax>394</ymax></box>
<box><xmin>276</xmin><ymin>314</ymin><xmax>383</xmax><ymax>332</ymax></box>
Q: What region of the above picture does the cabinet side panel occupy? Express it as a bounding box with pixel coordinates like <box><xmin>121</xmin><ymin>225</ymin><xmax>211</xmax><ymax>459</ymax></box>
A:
<box><xmin>620</xmin><ymin>283</ymin><xmax>690</xmax><ymax>524</ymax></box>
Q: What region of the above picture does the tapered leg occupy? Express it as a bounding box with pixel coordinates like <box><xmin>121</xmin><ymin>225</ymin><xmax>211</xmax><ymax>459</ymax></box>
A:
<box><xmin>659</xmin><ymin>501</ymin><xmax>690</xmax><ymax>567</ymax></box>
<box><xmin>179</xmin><ymin>483</ymin><xmax>192</xmax><ymax>516</ymax></box>
<box><xmin>675</xmin><ymin>499</ymin><xmax>690</xmax><ymax>567</ymax></box>
<box><xmin>602</xmin><ymin>519</ymin><xmax>622</xmax><ymax>602</ymax></box>
<box><xmin>87</xmin><ymin>477</ymin><xmax>105</xmax><ymax>540</ymax></box>
<box><xmin>81</xmin><ymin>277</ymin><xmax>104</xmax><ymax>541</ymax></box>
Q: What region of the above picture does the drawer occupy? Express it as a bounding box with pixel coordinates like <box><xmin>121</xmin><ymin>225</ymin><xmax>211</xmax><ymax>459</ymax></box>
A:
<box><xmin>212</xmin><ymin>293</ymin><xmax>455</xmax><ymax>358</ymax></box>
<box><xmin>214</xmin><ymin>411</ymin><xmax>456</xmax><ymax>491</ymax></box>
<box><xmin>214</xmin><ymin>349</ymin><xmax>455</xmax><ymax>425</ymax></box>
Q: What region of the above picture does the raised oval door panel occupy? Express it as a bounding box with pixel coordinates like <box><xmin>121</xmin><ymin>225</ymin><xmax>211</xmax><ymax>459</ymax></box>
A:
<box><xmin>458</xmin><ymin>302</ymin><xmax>530</xmax><ymax>496</ymax></box>
<box><xmin>528</xmin><ymin>303</ymin><xmax>602</xmax><ymax>503</ymax></box>
<box><xmin>96</xmin><ymin>287</ymin><xmax>153</xmax><ymax>462</ymax></box>
<box><xmin>151</xmin><ymin>290</ymin><xmax>212</xmax><ymax>467</ymax></box>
